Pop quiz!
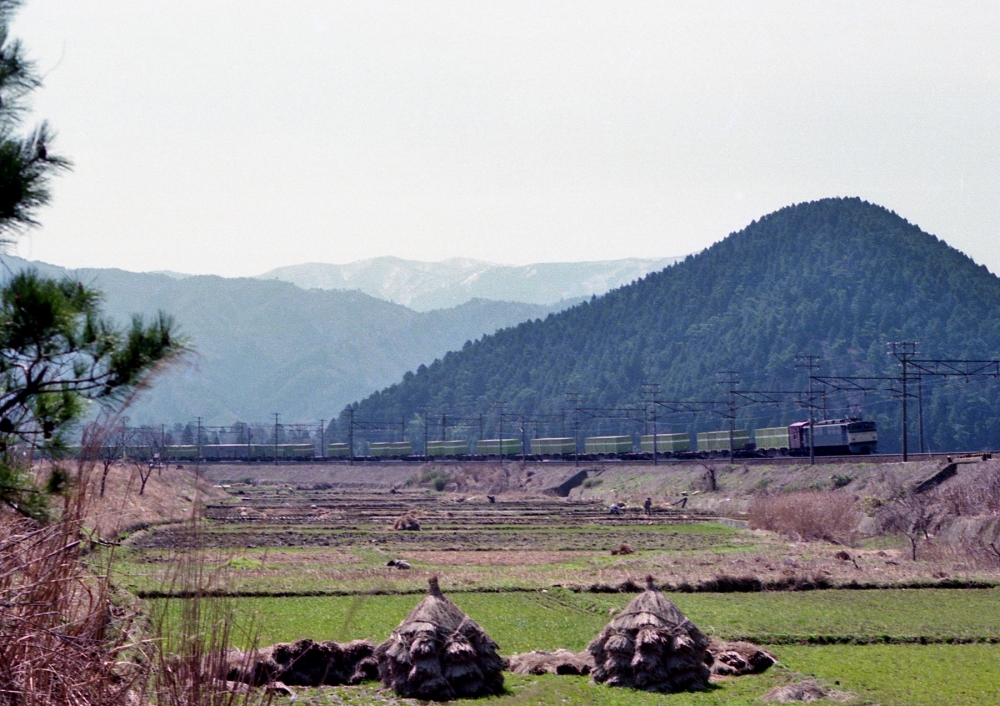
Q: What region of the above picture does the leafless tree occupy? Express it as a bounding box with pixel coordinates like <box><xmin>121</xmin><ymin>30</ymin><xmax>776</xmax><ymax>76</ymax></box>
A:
<box><xmin>95</xmin><ymin>421</ymin><xmax>128</xmax><ymax>498</ymax></box>
<box><xmin>127</xmin><ymin>426</ymin><xmax>164</xmax><ymax>495</ymax></box>
<box><xmin>876</xmin><ymin>485</ymin><xmax>934</xmax><ymax>560</ymax></box>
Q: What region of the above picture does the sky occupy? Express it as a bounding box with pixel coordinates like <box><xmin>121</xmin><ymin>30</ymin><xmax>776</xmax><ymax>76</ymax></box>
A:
<box><xmin>10</xmin><ymin>1</ymin><xmax>1000</xmax><ymax>277</ymax></box>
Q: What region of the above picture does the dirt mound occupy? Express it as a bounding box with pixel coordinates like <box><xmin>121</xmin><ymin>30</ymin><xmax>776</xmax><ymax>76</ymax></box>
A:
<box><xmin>588</xmin><ymin>576</ymin><xmax>712</xmax><ymax>692</ymax></box>
<box><xmin>507</xmin><ymin>649</ymin><xmax>593</xmax><ymax>676</ymax></box>
<box><xmin>376</xmin><ymin>576</ymin><xmax>505</xmax><ymax>700</ymax></box>
<box><xmin>761</xmin><ymin>679</ymin><xmax>855</xmax><ymax>702</ymax></box>
<box><xmin>224</xmin><ymin>638</ymin><xmax>378</xmax><ymax>686</ymax></box>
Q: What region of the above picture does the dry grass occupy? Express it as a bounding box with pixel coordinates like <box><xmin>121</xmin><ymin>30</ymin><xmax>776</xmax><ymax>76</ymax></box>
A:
<box><xmin>1</xmin><ymin>421</ymin><xmax>273</xmax><ymax>706</ymax></box>
<box><xmin>747</xmin><ymin>490</ymin><xmax>861</xmax><ymax>544</ymax></box>
<box><xmin>146</xmin><ymin>547</ymin><xmax>275</xmax><ymax>706</ymax></box>
<box><xmin>0</xmin><ymin>457</ymin><xmax>145</xmax><ymax>706</ymax></box>
<box><xmin>85</xmin><ymin>462</ymin><xmax>228</xmax><ymax>540</ymax></box>
<box><xmin>935</xmin><ymin>467</ymin><xmax>1000</xmax><ymax>517</ymax></box>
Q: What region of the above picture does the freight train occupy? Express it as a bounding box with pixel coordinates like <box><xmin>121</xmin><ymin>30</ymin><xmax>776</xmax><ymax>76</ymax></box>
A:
<box><xmin>345</xmin><ymin>417</ymin><xmax>876</xmax><ymax>459</ymax></box>
<box><xmin>77</xmin><ymin>418</ymin><xmax>876</xmax><ymax>462</ymax></box>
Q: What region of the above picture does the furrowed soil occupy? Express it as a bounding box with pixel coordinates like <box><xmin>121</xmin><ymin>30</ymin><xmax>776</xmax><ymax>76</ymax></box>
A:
<box><xmin>122</xmin><ymin>458</ymin><xmax>1000</xmax><ymax>705</ymax></box>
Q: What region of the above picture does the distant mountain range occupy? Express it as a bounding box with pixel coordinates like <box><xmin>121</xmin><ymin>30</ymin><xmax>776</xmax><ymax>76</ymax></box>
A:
<box><xmin>256</xmin><ymin>256</ymin><xmax>682</xmax><ymax>311</ymax></box>
<box><xmin>0</xmin><ymin>256</ymin><xmax>592</xmax><ymax>425</ymax></box>
<box><xmin>348</xmin><ymin>198</ymin><xmax>1000</xmax><ymax>453</ymax></box>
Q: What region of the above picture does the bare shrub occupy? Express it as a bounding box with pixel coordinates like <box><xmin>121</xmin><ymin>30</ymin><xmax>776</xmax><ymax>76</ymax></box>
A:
<box><xmin>747</xmin><ymin>490</ymin><xmax>860</xmax><ymax>544</ymax></box>
<box><xmin>874</xmin><ymin>490</ymin><xmax>933</xmax><ymax>560</ymax></box>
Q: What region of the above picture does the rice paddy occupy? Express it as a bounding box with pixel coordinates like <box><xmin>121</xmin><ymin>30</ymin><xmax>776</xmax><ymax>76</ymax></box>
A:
<box><xmin>130</xmin><ymin>478</ymin><xmax>1000</xmax><ymax>705</ymax></box>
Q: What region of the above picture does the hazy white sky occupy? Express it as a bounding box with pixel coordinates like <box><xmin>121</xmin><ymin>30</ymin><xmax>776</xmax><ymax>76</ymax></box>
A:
<box><xmin>10</xmin><ymin>1</ymin><xmax>1000</xmax><ymax>276</ymax></box>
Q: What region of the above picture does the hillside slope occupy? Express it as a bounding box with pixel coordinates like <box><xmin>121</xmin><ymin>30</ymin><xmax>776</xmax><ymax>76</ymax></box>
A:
<box><xmin>346</xmin><ymin>198</ymin><xmax>1000</xmax><ymax>453</ymax></box>
<box><xmin>258</xmin><ymin>256</ymin><xmax>680</xmax><ymax>310</ymax></box>
<box><xmin>0</xmin><ymin>257</ymin><xmax>562</xmax><ymax>424</ymax></box>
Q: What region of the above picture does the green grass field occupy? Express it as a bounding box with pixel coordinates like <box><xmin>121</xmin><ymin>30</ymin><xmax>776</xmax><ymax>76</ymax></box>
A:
<box><xmin>196</xmin><ymin>588</ymin><xmax>1000</xmax><ymax>650</ymax></box>
<box><xmin>160</xmin><ymin>588</ymin><xmax>1000</xmax><ymax>705</ymax></box>
<box><xmin>774</xmin><ymin>644</ymin><xmax>1000</xmax><ymax>706</ymax></box>
<box><xmin>281</xmin><ymin>646</ymin><xmax>1000</xmax><ymax>706</ymax></box>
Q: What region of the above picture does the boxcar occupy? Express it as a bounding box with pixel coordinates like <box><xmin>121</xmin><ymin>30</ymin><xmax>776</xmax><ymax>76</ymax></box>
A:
<box><xmin>369</xmin><ymin>441</ymin><xmax>413</xmax><ymax>458</ymax></box>
<box><xmin>476</xmin><ymin>438</ymin><xmax>522</xmax><ymax>456</ymax></box>
<box><xmin>164</xmin><ymin>445</ymin><xmax>199</xmax><ymax>460</ymax></box>
<box><xmin>531</xmin><ymin>437</ymin><xmax>576</xmax><ymax>455</ymax></box>
<box><xmin>753</xmin><ymin>427</ymin><xmax>790</xmax><ymax>452</ymax></box>
<box><xmin>326</xmin><ymin>442</ymin><xmax>350</xmax><ymax>458</ymax></box>
<box><xmin>696</xmin><ymin>430</ymin><xmax>750</xmax><ymax>453</ymax></box>
<box><xmin>427</xmin><ymin>440</ymin><xmax>469</xmax><ymax>457</ymax></box>
<box><xmin>640</xmin><ymin>433</ymin><xmax>690</xmax><ymax>454</ymax></box>
<box><xmin>584</xmin><ymin>435</ymin><xmax>634</xmax><ymax>455</ymax></box>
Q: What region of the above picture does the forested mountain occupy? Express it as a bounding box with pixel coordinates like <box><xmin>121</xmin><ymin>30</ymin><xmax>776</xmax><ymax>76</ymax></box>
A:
<box><xmin>344</xmin><ymin>198</ymin><xmax>1000</xmax><ymax>453</ymax></box>
<box><xmin>258</xmin><ymin>256</ymin><xmax>680</xmax><ymax>311</ymax></box>
<box><xmin>0</xmin><ymin>257</ymin><xmax>567</xmax><ymax>425</ymax></box>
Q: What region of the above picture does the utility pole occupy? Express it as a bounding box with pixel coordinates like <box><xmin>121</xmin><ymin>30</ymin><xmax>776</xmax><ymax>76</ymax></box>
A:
<box><xmin>196</xmin><ymin>416</ymin><xmax>202</xmax><ymax>474</ymax></box>
<box><xmin>643</xmin><ymin>383</ymin><xmax>660</xmax><ymax>466</ymax></box>
<box><xmin>441</xmin><ymin>413</ymin><xmax>447</xmax><ymax>442</ymax></box>
<box><xmin>423</xmin><ymin>408</ymin><xmax>430</xmax><ymax>461</ymax></box>
<box><xmin>319</xmin><ymin>419</ymin><xmax>326</xmax><ymax>459</ymax></box>
<box><xmin>272</xmin><ymin>412</ymin><xmax>280</xmax><ymax>465</ymax></box>
<box><xmin>888</xmin><ymin>342</ymin><xmax>918</xmax><ymax>461</ymax></box>
<box><xmin>795</xmin><ymin>355</ymin><xmax>821</xmax><ymax>465</ymax></box>
<box><xmin>348</xmin><ymin>408</ymin><xmax>355</xmax><ymax>465</ymax></box>
<box><xmin>566</xmin><ymin>392</ymin><xmax>582</xmax><ymax>467</ymax></box>
<box><xmin>717</xmin><ymin>372</ymin><xmax>739</xmax><ymax>464</ymax></box>
<box><xmin>479</xmin><ymin>413</ymin><xmax>484</xmax><ymax>444</ymax></box>
<box><xmin>498</xmin><ymin>405</ymin><xmax>504</xmax><ymax>460</ymax></box>
<box><xmin>520</xmin><ymin>415</ymin><xmax>527</xmax><ymax>464</ymax></box>
<box><xmin>917</xmin><ymin>371</ymin><xmax>925</xmax><ymax>455</ymax></box>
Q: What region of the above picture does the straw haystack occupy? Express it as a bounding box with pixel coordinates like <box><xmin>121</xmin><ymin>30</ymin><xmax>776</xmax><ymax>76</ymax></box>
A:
<box><xmin>761</xmin><ymin>679</ymin><xmax>855</xmax><ymax>703</ymax></box>
<box><xmin>708</xmin><ymin>639</ymin><xmax>776</xmax><ymax>677</ymax></box>
<box><xmin>588</xmin><ymin>577</ymin><xmax>711</xmax><ymax>692</ymax></box>
<box><xmin>508</xmin><ymin>649</ymin><xmax>593</xmax><ymax>676</ymax></box>
<box><xmin>376</xmin><ymin>577</ymin><xmax>505</xmax><ymax>700</ymax></box>
<box><xmin>393</xmin><ymin>512</ymin><xmax>421</xmax><ymax>531</ymax></box>
<box><xmin>224</xmin><ymin>638</ymin><xmax>378</xmax><ymax>687</ymax></box>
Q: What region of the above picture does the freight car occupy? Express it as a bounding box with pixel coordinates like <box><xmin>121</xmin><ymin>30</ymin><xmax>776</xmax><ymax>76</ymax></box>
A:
<box><xmin>753</xmin><ymin>427</ymin><xmax>790</xmax><ymax>455</ymax></box>
<box><xmin>584</xmin><ymin>436</ymin><xmax>634</xmax><ymax>455</ymax></box>
<box><xmin>476</xmin><ymin>438</ymin><xmax>522</xmax><ymax>456</ymax></box>
<box><xmin>697</xmin><ymin>430</ymin><xmax>751</xmax><ymax>455</ymax></box>
<box><xmin>640</xmin><ymin>433</ymin><xmax>690</xmax><ymax>454</ymax></box>
<box><xmin>200</xmin><ymin>443</ymin><xmax>316</xmax><ymax>460</ymax></box>
<box><xmin>326</xmin><ymin>442</ymin><xmax>350</xmax><ymax>458</ymax></box>
<box><xmin>427</xmin><ymin>440</ymin><xmax>469</xmax><ymax>457</ymax></box>
<box><xmin>531</xmin><ymin>437</ymin><xmax>576</xmax><ymax>455</ymax></box>
<box><xmin>369</xmin><ymin>441</ymin><xmax>413</xmax><ymax>458</ymax></box>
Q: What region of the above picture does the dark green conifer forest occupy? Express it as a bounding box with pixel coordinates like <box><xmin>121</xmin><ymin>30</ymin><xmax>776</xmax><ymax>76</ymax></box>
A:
<box><xmin>341</xmin><ymin>198</ymin><xmax>1000</xmax><ymax>454</ymax></box>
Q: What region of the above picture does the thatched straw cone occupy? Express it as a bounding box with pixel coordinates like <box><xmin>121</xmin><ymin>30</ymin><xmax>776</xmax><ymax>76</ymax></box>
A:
<box><xmin>588</xmin><ymin>576</ymin><xmax>711</xmax><ymax>692</ymax></box>
<box><xmin>376</xmin><ymin>577</ymin><xmax>505</xmax><ymax>700</ymax></box>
